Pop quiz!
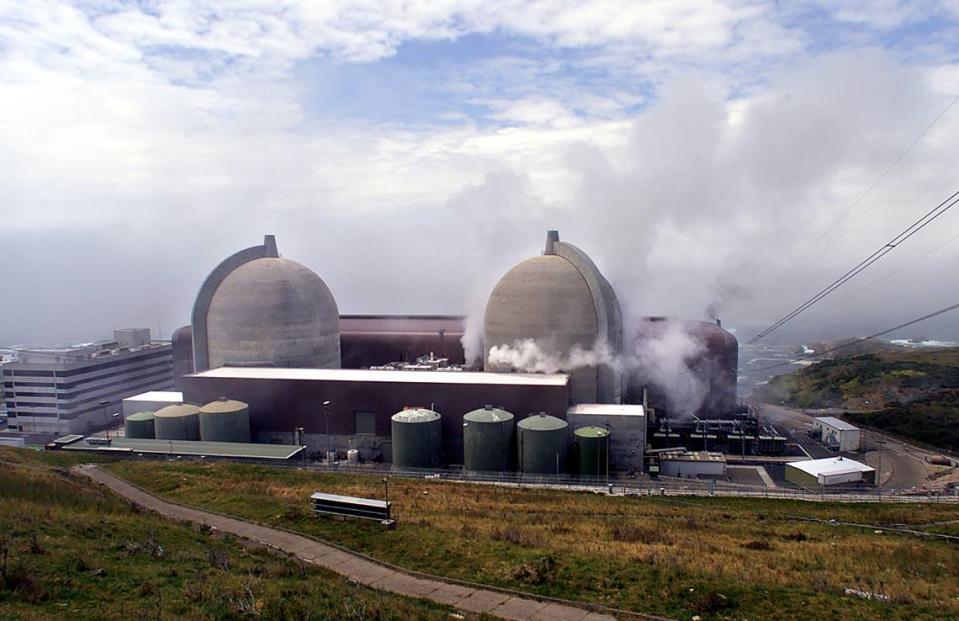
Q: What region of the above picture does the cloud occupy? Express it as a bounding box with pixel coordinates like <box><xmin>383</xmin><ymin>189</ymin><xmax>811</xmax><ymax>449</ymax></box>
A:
<box><xmin>1</xmin><ymin>1</ymin><xmax>958</xmax><ymax>346</ymax></box>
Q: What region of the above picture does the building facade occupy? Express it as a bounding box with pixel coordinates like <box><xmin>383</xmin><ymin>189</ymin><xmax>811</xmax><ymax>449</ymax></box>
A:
<box><xmin>659</xmin><ymin>451</ymin><xmax>727</xmax><ymax>478</ymax></box>
<box><xmin>813</xmin><ymin>417</ymin><xmax>861</xmax><ymax>452</ymax></box>
<box><xmin>785</xmin><ymin>456</ymin><xmax>875</xmax><ymax>488</ymax></box>
<box><xmin>182</xmin><ymin>366</ymin><xmax>569</xmax><ymax>464</ymax></box>
<box><xmin>566</xmin><ymin>404</ymin><xmax>645</xmax><ymax>473</ymax></box>
<box><xmin>2</xmin><ymin>330</ymin><xmax>173</xmax><ymax>435</ymax></box>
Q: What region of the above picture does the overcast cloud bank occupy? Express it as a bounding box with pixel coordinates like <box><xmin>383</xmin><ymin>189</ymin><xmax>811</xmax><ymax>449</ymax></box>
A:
<box><xmin>1</xmin><ymin>1</ymin><xmax>958</xmax><ymax>345</ymax></box>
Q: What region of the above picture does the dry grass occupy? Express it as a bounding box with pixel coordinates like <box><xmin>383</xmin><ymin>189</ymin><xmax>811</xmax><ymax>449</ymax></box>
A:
<box><xmin>0</xmin><ymin>448</ymin><xmax>463</xmax><ymax>621</ymax></box>
<box><xmin>108</xmin><ymin>459</ymin><xmax>959</xmax><ymax>620</ymax></box>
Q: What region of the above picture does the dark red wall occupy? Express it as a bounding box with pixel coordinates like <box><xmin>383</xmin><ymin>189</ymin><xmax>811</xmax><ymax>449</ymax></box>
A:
<box><xmin>182</xmin><ymin>374</ymin><xmax>568</xmax><ymax>462</ymax></box>
<box><xmin>339</xmin><ymin>315</ymin><xmax>467</xmax><ymax>368</ymax></box>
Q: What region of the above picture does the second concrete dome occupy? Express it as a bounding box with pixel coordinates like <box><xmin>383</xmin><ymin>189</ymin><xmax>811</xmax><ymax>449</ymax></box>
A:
<box><xmin>484</xmin><ymin>231</ymin><xmax>623</xmax><ymax>404</ymax></box>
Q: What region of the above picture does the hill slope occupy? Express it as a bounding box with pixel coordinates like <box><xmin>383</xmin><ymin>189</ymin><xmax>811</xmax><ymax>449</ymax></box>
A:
<box><xmin>756</xmin><ymin>348</ymin><xmax>959</xmax><ymax>451</ymax></box>
<box><xmin>0</xmin><ymin>448</ymin><xmax>456</xmax><ymax>621</ymax></box>
<box><xmin>108</xmin><ymin>459</ymin><xmax>959</xmax><ymax>621</ymax></box>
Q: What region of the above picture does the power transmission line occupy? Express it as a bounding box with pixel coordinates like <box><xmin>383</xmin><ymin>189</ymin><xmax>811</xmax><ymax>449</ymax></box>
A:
<box><xmin>749</xmin><ymin>190</ymin><xmax>959</xmax><ymax>343</ymax></box>
<box><xmin>751</xmin><ymin>300</ymin><xmax>959</xmax><ymax>373</ymax></box>
<box><xmin>772</xmin><ymin>93</ymin><xmax>959</xmax><ymax>284</ymax></box>
<box><xmin>788</xmin><ymin>230</ymin><xmax>959</xmax><ymax>327</ymax></box>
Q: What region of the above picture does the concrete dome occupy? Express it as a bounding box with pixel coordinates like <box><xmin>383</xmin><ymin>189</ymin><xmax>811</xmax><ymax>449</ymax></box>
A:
<box><xmin>205</xmin><ymin>256</ymin><xmax>340</xmax><ymax>369</ymax></box>
<box><xmin>484</xmin><ymin>231</ymin><xmax>623</xmax><ymax>404</ymax></box>
<box><xmin>192</xmin><ymin>236</ymin><xmax>341</xmax><ymax>371</ymax></box>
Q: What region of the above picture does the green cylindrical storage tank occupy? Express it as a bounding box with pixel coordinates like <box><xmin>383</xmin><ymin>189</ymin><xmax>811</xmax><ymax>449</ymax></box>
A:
<box><xmin>154</xmin><ymin>404</ymin><xmax>201</xmax><ymax>441</ymax></box>
<box><xmin>463</xmin><ymin>406</ymin><xmax>515</xmax><ymax>472</ymax></box>
<box><xmin>575</xmin><ymin>426</ymin><xmax>610</xmax><ymax>477</ymax></box>
<box><xmin>199</xmin><ymin>398</ymin><xmax>250</xmax><ymax>443</ymax></box>
<box><xmin>391</xmin><ymin>408</ymin><xmax>442</xmax><ymax>469</ymax></box>
<box><xmin>517</xmin><ymin>414</ymin><xmax>568</xmax><ymax>475</ymax></box>
<box><xmin>124</xmin><ymin>411</ymin><xmax>156</xmax><ymax>439</ymax></box>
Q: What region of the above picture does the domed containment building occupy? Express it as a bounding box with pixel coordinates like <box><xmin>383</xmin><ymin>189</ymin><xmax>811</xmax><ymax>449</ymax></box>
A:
<box><xmin>484</xmin><ymin>231</ymin><xmax>623</xmax><ymax>404</ymax></box>
<box><xmin>626</xmin><ymin>317</ymin><xmax>739</xmax><ymax>417</ymax></box>
<box><xmin>191</xmin><ymin>235</ymin><xmax>340</xmax><ymax>371</ymax></box>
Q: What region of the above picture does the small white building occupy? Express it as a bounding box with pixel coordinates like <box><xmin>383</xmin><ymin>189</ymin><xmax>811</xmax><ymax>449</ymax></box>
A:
<box><xmin>786</xmin><ymin>456</ymin><xmax>875</xmax><ymax>488</ymax></box>
<box><xmin>122</xmin><ymin>391</ymin><xmax>184</xmax><ymax>417</ymax></box>
<box><xmin>659</xmin><ymin>451</ymin><xmax>726</xmax><ymax>478</ymax></box>
<box><xmin>566</xmin><ymin>403</ymin><xmax>645</xmax><ymax>473</ymax></box>
<box><xmin>813</xmin><ymin>416</ymin><xmax>861</xmax><ymax>452</ymax></box>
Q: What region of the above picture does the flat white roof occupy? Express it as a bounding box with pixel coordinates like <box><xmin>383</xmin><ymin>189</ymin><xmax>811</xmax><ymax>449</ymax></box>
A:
<box><xmin>192</xmin><ymin>367</ymin><xmax>569</xmax><ymax>387</ymax></box>
<box><xmin>788</xmin><ymin>457</ymin><xmax>873</xmax><ymax>476</ymax></box>
<box><xmin>124</xmin><ymin>391</ymin><xmax>184</xmax><ymax>402</ymax></box>
<box><xmin>567</xmin><ymin>404</ymin><xmax>645</xmax><ymax>417</ymax></box>
<box><xmin>815</xmin><ymin>416</ymin><xmax>858</xmax><ymax>431</ymax></box>
<box><xmin>661</xmin><ymin>451</ymin><xmax>726</xmax><ymax>463</ymax></box>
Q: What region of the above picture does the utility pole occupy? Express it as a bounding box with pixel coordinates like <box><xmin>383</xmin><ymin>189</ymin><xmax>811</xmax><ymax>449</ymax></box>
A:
<box><xmin>876</xmin><ymin>437</ymin><xmax>885</xmax><ymax>493</ymax></box>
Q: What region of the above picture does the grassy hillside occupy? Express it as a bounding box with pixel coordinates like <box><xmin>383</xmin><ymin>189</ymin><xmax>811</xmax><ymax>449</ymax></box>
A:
<box><xmin>756</xmin><ymin>348</ymin><xmax>959</xmax><ymax>451</ymax></box>
<box><xmin>109</xmin><ymin>460</ymin><xmax>959</xmax><ymax>621</ymax></box>
<box><xmin>0</xmin><ymin>448</ymin><xmax>459</xmax><ymax>621</ymax></box>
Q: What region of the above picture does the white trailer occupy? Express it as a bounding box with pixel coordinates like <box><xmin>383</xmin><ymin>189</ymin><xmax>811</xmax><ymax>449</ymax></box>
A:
<box><xmin>813</xmin><ymin>416</ymin><xmax>861</xmax><ymax>452</ymax></box>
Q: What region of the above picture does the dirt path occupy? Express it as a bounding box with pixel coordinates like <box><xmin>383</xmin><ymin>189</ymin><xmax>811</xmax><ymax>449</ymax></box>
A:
<box><xmin>75</xmin><ymin>464</ymin><xmax>652</xmax><ymax>621</ymax></box>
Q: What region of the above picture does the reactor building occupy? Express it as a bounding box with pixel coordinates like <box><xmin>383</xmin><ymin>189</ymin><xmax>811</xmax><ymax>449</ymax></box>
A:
<box><xmin>168</xmin><ymin>231</ymin><xmax>741</xmax><ymax>472</ymax></box>
<box><xmin>484</xmin><ymin>230</ymin><xmax>623</xmax><ymax>404</ymax></box>
<box><xmin>191</xmin><ymin>235</ymin><xmax>340</xmax><ymax>372</ymax></box>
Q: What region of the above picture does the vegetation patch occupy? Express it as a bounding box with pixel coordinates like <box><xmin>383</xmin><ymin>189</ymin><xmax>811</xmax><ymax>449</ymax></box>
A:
<box><xmin>0</xmin><ymin>447</ymin><xmax>458</xmax><ymax>621</ymax></box>
<box><xmin>755</xmin><ymin>348</ymin><xmax>959</xmax><ymax>450</ymax></box>
<box><xmin>108</xmin><ymin>458</ymin><xmax>959</xmax><ymax>620</ymax></box>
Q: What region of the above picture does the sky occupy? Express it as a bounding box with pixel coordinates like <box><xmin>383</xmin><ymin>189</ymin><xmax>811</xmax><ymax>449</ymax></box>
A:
<box><xmin>1</xmin><ymin>0</ymin><xmax>958</xmax><ymax>347</ymax></box>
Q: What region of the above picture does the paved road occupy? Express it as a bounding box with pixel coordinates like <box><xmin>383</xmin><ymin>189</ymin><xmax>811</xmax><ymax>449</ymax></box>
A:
<box><xmin>753</xmin><ymin>401</ymin><xmax>935</xmax><ymax>490</ymax></box>
<box><xmin>75</xmin><ymin>465</ymin><xmax>639</xmax><ymax>621</ymax></box>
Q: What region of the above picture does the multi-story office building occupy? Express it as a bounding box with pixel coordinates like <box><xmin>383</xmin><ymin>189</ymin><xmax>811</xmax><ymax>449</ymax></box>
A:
<box><xmin>2</xmin><ymin>329</ymin><xmax>173</xmax><ymax>435</ymax></box>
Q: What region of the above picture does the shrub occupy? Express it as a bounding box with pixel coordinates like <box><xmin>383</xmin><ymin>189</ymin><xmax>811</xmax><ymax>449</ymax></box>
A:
<box><xmin>608</xmin><ymin>522</ymin><xmax>673</xmax><ymax>545</ymax></box>
<box><xmin>511</xmin><ymin>555</ymin><xmax>559</xmax><ymax>584</ymax></box>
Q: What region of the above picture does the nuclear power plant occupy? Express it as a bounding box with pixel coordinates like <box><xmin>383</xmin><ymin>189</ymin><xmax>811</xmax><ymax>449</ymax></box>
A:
<box><xmin>151</xmin><ymin>230</ymin><xmax>753</xmax><ymax>474</ymax></box>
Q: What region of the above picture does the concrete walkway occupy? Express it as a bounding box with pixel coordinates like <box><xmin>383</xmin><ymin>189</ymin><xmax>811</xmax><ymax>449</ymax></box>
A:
<box><xmin>76</xmin><ymin>465</ymin><xmax>628</xmax><ymax>621</ymax></box>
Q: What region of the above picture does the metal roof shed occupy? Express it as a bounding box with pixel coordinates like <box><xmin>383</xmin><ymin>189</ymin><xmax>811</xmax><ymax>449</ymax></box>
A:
<box><xmin>786</xmin><ymin>456</ymin><xmax>874</xmax><ymax>487</ymax></box>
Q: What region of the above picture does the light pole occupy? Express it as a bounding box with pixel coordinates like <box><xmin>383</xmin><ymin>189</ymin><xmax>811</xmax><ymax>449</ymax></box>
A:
<box><xmin>296</xmin><ymin>427</ymin><xmax>305</xmax><ymax>465</ymax></box>
<box><xmin>322</xmin><ymin>400</ymin><xmax>332</xmax><ymax>464</ymax></box>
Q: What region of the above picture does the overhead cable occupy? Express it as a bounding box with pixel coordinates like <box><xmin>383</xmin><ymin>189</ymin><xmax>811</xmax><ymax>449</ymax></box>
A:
<box><xmin>749</xmin><ymin>189</ymin><xmax>959</xmax><ymax>343</ymax></box>
<box><xmin>751</xmin><ymin>300</ymin><xmax>959</xmax><ymax>373</ymax></box>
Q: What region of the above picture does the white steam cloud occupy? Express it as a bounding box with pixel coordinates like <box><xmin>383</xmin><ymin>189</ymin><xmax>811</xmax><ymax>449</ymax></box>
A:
<box><xmin>487</xmin><ymin>321</ymin><xmax>708</xmax><ymax>416</ymax></box>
